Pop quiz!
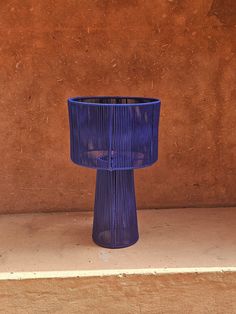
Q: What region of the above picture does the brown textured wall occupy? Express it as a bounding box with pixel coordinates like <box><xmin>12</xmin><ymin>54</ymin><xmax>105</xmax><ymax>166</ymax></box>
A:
<box><xmin>0</xmin><ymin>0</ymin><xmax>235</xmax><ymax>214</ymax></box>
<box><xmin>1</xmin><ymin>273</ymin><xmax>236</xmax><ymax>313</ymax></box>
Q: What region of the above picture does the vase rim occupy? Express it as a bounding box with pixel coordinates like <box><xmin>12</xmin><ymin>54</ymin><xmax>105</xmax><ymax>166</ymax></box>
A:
<box><xmin>68</xmin><ymin>96</ymin><xmax>161</xmax><ymax>107</ymax></box>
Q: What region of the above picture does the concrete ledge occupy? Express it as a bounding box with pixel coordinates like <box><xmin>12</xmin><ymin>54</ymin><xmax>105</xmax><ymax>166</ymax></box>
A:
<box><xmin>0</xmin><ymin>208</ymin><xmax>235</xmax><ymax>275</ymax></box>
<box><xmin>0</xmin><ymin>208</ymin><xmax>236</xmax><ymax>279</ymax></box>
<box><xmin>0</xmin><ymin>267</ymin><xmax>236</xmax><ymax>281</ymax></box>
<box><xmin>0</xmin><ymin>208</ymin><xmax>235</xmax><ymax>313</ymax></box>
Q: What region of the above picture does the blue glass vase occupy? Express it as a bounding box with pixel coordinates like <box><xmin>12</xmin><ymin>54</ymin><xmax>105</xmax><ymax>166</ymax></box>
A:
<box><xmin>68</xmin><ymin>97</ymin><xmax>161</xmax><ymax>248</ymax></box>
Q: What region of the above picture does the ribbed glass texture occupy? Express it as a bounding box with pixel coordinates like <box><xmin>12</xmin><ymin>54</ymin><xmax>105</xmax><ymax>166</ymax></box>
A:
<box><xmin>68</xmin><ymin>97</ymin><xmax>161</xmax><ymax>170</ymax></box>
<box><xmin>93</xmin><ymin>169</ymin><xmax>138</xmax><ymax>248</ymax></box>
<box><xmin>68</xmin><ymin>96</ymin><xmax>161</xmax><ymax>248</ymax></box>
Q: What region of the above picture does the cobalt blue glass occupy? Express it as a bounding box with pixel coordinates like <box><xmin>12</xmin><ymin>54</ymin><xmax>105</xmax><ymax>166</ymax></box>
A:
<box><xmin>68</xmin><ymin>97</ymin><xmax>161</xmax><ymax>248</ymax></box>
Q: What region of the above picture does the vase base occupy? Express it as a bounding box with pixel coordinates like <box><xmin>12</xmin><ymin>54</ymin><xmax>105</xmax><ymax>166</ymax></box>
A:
<box><xmin>92</xmin><ymin>233</ymin><xmax>139</xmax><ymax>249</ymax></box>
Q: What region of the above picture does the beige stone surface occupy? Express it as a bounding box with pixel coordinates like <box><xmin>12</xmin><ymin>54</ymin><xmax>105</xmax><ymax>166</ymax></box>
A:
<box><xmin>0</xmin><ymin>208</ymin><xmax>235</xmax><ymax>274</ymax></box>
<box><xmin>0</xmin><ymin>208</ymin><xmax>235</xmax><ymax>313</ymax></box>
<box><xmin>0</xmin><ymin>272</ymin><xmax>236</xmax><ymax>314</ymax></box>
<box><xmin>0</xmin><ymin>0</ymin><xmax>236</xmax><ymax>214</ymax></box>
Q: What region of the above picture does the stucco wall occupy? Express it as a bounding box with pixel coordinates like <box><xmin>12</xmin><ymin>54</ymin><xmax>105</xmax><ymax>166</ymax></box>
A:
<box><xmin>0</xmin><ymin>0</ymin><xmax>235</xmax><ymax>214</ymax></box>
<box><xmin>1</xmin><ymin>273</ymin><xmax>236</xmax><ymax>313</ymax></box>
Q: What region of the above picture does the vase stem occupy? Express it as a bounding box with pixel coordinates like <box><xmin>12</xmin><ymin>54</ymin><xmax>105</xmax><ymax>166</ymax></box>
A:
<box><xmin>92</xmin><ymin>169</ymin><xmax>139</xmax><ymax>248</ymax></box>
